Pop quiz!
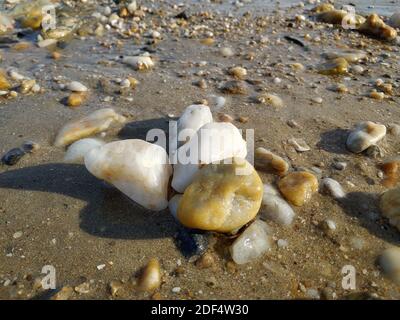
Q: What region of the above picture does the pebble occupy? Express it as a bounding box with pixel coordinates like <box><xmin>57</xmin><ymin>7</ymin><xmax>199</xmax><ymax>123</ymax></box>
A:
<box><xmin>138</xmin><ymin>258</ymin><xmax>161</xmax><ymax>292</ymax></box>
<box><xmin>261</xmin><ymin>184</ymin><xmax>295</xmax><ymax>225</ymax></box>
<box><xmin>230</xmin><ymin>220</ymin><xmax>271</xmax><ymax>264</ymax></box>
<box><xmin>13</xmin><ymin>231</ymin><xmax>23</xmax><ymax>239</ymax></box>
<box><xmin>64</xmin><ymin>138</ymin><xmax>105</xmax><ymax>164</ymax></box>
<box><xmin>37</xmin><ymin>39</ymin><xmax>57</xmax><ymax>48</ymax></box>
<box><xmin>54</xmin><ymin>108</ymin><xmax>126</xmax><ymax>147</ymax></box>
<box><xmin>174</xmin><ymin>227</ymin><xmax>209</xmax><ymax>258</ymax></box>
<box><xmin>346</xmin><ymin>121</ymin><xmax>386</xmax><ymax>153</ymax></box>
<box><xmin>220</xmin><ymin>47</ymin><xmax>234</xmax><ymax>57</ymax></box>
<box><xmin>317</xmin><ymin>58</ymin><xmax>349</xmax><ymax>75</ymax></box>
<box><xmin>66</xmin><ymin>81</ymin><xmax>88</xmax><ymax>92</ymax></box>
<box><xmin>257</xmin><ymin>93</ymin><xmax>284</xmax><ymax>108</ymax></box>
<box><xmin>278</xmin><ymin>171</ymin><xmax>318</xmax><ymax>206</ymax></box>
<box><xmin>388</xmin><ymin>124</ymin><xmax>400</xmax><ymax>136</ymax></box>
<box><xmin>67</xmin><ymin>92</ymin><xmax>86</xmax><ymax>107</ymax></box>
<box><xmin>380</xmin><ymin>186</ymin><xmax>400</xmax><ymax>232</ymax></box>
<box><xmin>51</xmin><ymin>286</ymin><xmax>73</xmax><ymax>300</ymax></box>
<box><xmin>324</xmin><ymin>49</ymin><xmax>367</xmax><ymax>63</ymax></box>
<box><xmin>122</xmin><ymin>55</ymin><xmax>154</xmax><ymax>70</ymax></box>
<box><xmin>195</xmin><ymin>252</ymin><xmax>216</xmax><ymax>269</ymax></box>
<box><xmin>389</xmin><ymin>12</ymin><xmax>400</xmax><ymax>28</ymax></box>
<box><xmin>254</xmin><ymin>147</ymin><xmax>289</xmax><ymax>176</ymax></box>
<box><xmin>171</xmin><ymin>122</ymin><xmax>247</xmax><ymax>193</ymax></box>
<box><xmin>0</xmin><ymin>71</ymin><xmax>11</xmax><ymax>90</ymax></box>
<box><xmin>288</xmin><ymin>138</ymin><xmax>310</xmax><ymax>152</ymax></box>
<box><xmin>333</xmin><ymin>161</ymin><xmax>347</xmax><ymax>171</ymax></box>
<box><xmin>1</xmin><ymin>148</ymin><xmax>25</xmax><ymax>166</ymax></box>
<box><xmin>320</xmin><ymin>178</ymin><xmax>346</xmax><ymax>199</ymax></box>
<box><xmin>74</xmin><ymin>282</ymin><xmax>90</xmax><ymax>294</ymax></box>
<box><xmin>229</xmin><ymin>66</ymin><xmax>247</xmax><ymax>79</ymax></box>
<box><xmin>85</xmin><ymin>139</ymin><xmax>172</xmax><ymax>211</ymax></box>
<box><xmin>221</xmin><ymin>80</ymin><xmax>247</xmax><ymax>94</ymax></box>
<box><xmin>351</xmin><ymin>65</ymin><xmax>364</xmax><ymax>74</ymax></box>
<box><xmin>177</xmin><ymin>158</ymin><xmax>263</xmax><ymax>233</ymax></box>
<box><xmin>319</xmin><ymin>219</ymin><xmax>337</xmax><ymax>233</ymax></box>
<box><xmin>311</xmin><ymin>97</ymin><xmax>323</xmax><ymax>104</ymax></box>
<box><xmin>359</xmin><ymin>14</ymin><xmax>397</xmax><ymax>41</ymax></box>
<box><xmin>379</xmin><ymin>247</ymin><xmax>400</xmax><ymax>284</ymax></box>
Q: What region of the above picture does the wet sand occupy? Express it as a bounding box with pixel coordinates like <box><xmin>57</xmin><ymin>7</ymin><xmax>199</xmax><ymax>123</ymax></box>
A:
<box><xmin>0</xmin><ymin>0</ymin><xmax>400</xmax><ymax>299</ymax></box>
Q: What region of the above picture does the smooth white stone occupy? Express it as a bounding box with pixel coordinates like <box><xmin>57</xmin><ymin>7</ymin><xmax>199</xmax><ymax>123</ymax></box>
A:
<box><xmin>84</xmin><ymin>139</ymin><xmax>172</xmax><ymax>211</ymax></box>
<box><xmin>66</xmin><ymin>81</ymin><xmax>88</xmax><ymax>92</ymax></box>
<box><xmin>261</xmin><ymin>184</ymin><xmax>295</xmax><ymax>225</ymax></box>
<box><xmin>168</xmin><ymin>194</ymin><xmax>182</xmax><ymax>220</ymax></box>
<box><xmin>64</xmin><ymin>138</ymin><xmax>105</xmax><ymax>164</ymax></box>
<box><xmin>230</xmin><ymin>220</ymin><xmax>271</xmax><ymax>265</ymax></box>
<box><xmin>346</xmin><ymin>121</ymin><xmax>386</xmax><ymax>153</ymax></box>
<box><xmin>171</xmin><ymin>122</ymin><xmax>247</xmax><ymax>193</ymax></box>
<box><xmin>170</xmin><ymin>104</ymin><xmax>213</xmax><ymax>148</ymax></box>
<box><xmin>320</xmin><ymin>178</ymin><xmax>346</xmax><ymax>199</ymax></box>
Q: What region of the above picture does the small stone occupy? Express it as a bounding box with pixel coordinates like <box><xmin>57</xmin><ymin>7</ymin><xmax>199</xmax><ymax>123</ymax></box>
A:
<box><xmin>380</xmin><ymin>186</ymin><xmax>400</xmax><ymax>232</ymax></box>
<box><xmin>288</xmin><ymin>138</ymin><xmax>310</xmax><ymax>152</ymax></box>
<box><xmin>255</xmin><ymin>147</ymin><xmax>289</xmax><ymax>176</ymax></box>
<box><xmin>389</xmin><ymin>12</ymin><xmax>400</xmax><ymax>28</ymax></box>
<box><xmin>221</xmin><ymin>80</ymin><xmax>247</xmax><ymax>94</ymax></box>
<box><xmin>379</xmin><ymin>247</ymin><xmax>400</xmax><ymax>284</ymax></box>
<box><xmin>320</xmin><ymin>178</ymin><xmax>346</xmax><ymax>199</ymax></box>
<box><xmin>97</xmin><ymin>264</ymin><xmax>106</xmax><ymax>270</ymax></box>
<box><xmin>278</xmin><ymin>171</ymin><xmax>318</xmax><ymax>206</ymax></box>
<box><xmin>67</xmin><ymin>92</ymin><xmax>86</xmax><ymax>107</ymax></box>
<box><xmin>13</xmin><ymin>231</ymin><xmax>23</xmax><ymax>239</ymax></box>
<box><xmin>74</xmin><ymin>282</ymin><xmax>90</xmax><ymax>294</ymax></box>
<box><xmin>388</xmin><ymin>124</ymin><xmax>400</xmax><ymax>136</ymax></box>
<box><xmin>277</xmin><ymin>239</ymin><xmax>288</xmax><ymax>248</ymax></box>
<box><xmin>138</xmin><ymin>258</ymin><xmax>161</xmax><ymax>292</ymax></box>
<box><xmin>174</xmin><ymin>227</ymin><xmax>209</xmax><ymax>258</ymax></box>
<box><xmin>311</xmin><ymin>97</ymin><xmax>323</xmax><ymax>104</ymax></box>
<box><xmin>37</xmin><ymin>39</ymin><xmax>57</xmax><ymax>48</ymax></box>
<box><xmin>217</xmin><ymin>113</ymin><xmax>234</xmax><ymax>123</ymax></box>
<box><xmin>257</xmin><ymin>93</ymin><xmax>284</xmax><ymax>108</ymax></box>
<box><xmin>359</xmin><ymin>14</ymin><xmax>397</xmax><ymax>41</ymax></box>
<box><xmin>172</xmin><ymin>287</ymin><xmax>181</xmax><ymax>293</ymax></box>
<box><xmin>51</xmin><ymin>286</ymin><xmax>73</xmax><ymax>300</ymax></box>
<box><xmin>346</xmin><ymin>121</ymin><xmax>386</xmax><ymax>153</ymax></box>
<box><xmin>122</xmin><ymin>55</ymin><xmax>155</xmax><ymax>71</ymax></box>
<box><xmin>177</xmin><ymin>158</ymin><xmax>263</xmax><ymax>233</ymax></box>
<box><xmin>317</xmin><ymin>58</ymin><xmax>349</xmax><ymax>75</ymax></box>
<box><xmin>261</xmin><ymin>184</ymin><xmax>295</xmax><ymax>225</ymax></box>
<box><xmin>195</xmin><ymin>252</ymin><xmax>215</xmax><ymax>269</ymax></box>
<box><xmin>228</xmin><ymin>66</ymin><xmax>247</xmax><ymax>79</ymax></box>
<box><xmin>220</xmin><ymin>47</ymin><xmax>234</xmax><ymax>57</ymax></box>
<box><xmin>1</xmin><ymin>148</ymin><xmax>25</xmax><ymax>166</ymax></box>
<box><xmin>109</xmin><ymin>280</ymin><xmax>125</xmax><ymax>298</ymax></box>
<box><xmin>0</xmin><ymin>71</ymin><xmax>11</xmax><ymax>90</ymax></box>
<box><xmin>230</xmin><ymin>220</ymin><xmax>271</xmax><ymax>265</ymax></box>
<box><xmin>319</xmin><ymin>219</ymin><xmax>337</xmax><ymax>233</ymax></box>
<box><xmin>54</xmin><ymin>108</ymin><xmax>126</xmax><ymax>147</ymax></box>
<box><xmin>168</xmin><ymin>194</ymin><xmax>182</xmax><ymax>220</ymax></box>
<box><xmin>351</xmin><ymin>65</ymin><xmax>364</xmax><ymax>74</ymax></box>
<box><xmin>66</xmin><ymin>81</ymin><xmax>88</xmax><ymax>92</ymax></box>
<box><xmin>333</xmin><ymin>161</ymin><xmax>347</xmax><ymax>171</ymax></box>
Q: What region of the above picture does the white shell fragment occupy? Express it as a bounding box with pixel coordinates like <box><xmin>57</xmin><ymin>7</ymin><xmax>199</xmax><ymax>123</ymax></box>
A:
<box><xmin>84</xmin><ymin>139</ymin><xmax>172</xmax><ymax>211</ymax></box>
<box><xmin>230</xmin><ymin>220</ymin><xmax>271</xmax><ymax>265</ymax></box>
<box><xmin>346</xmin><ymin>121</ymin><xmax>386</xmax><ymax>153</ymax></box>
<box><xmin>170</xmin><ymin>104</ymin><xmax>213</xmax><ymax>148</ymax></box>
<box><xmin>64</xmin><ymin>138</ymin><xmax>105</xmax><ymax>164</ymax></box>
<box><xmin>320</xmin><ymin>178</ymin><xmax>346</xmax><ymax>199</ymax></box>
<box><xmin>122</xmin><ymin>55</ymin><xmax>154</xmax><ymax>70</ymax></box>
<box><xmin>288</xmin><ymin>138</ymin><xmax>311</xmax><ymax>152</ymax></box>
<box><xmin>54</xmin><ymin>108</ymin><xmax>126</xmax><ymax>147</ymax></box>
<box><xmin>261</xmin><ymin>184</ymin><xmax>295</xmax><ymax>225</ymax></box>
<box><xmin>171</xmin><ymin>122</ymin><xmax>247</xmax><ymax>193</ymax></box>
<box><xmin>66</xmin><ymin>81</ymin><xmax>88</xmax><ymax>92</ymax></box>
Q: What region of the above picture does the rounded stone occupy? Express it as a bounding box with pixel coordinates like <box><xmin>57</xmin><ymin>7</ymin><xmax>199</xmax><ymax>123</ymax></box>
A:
<box><xmin>177</xmin><ymin>158</ymin><xmax>263</xmax><ymax>233</ymax></box>
<box><xmin>278</xmin><ymin>171</ymin><xmax>318</xmax><ymax>206</ymax></box>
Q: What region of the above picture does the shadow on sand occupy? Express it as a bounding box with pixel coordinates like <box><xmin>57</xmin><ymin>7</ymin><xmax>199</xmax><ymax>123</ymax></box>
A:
<box><xmin>317</xmin><ymin>128</ymin><xmax>352</xmax><ymax>155</ymax></box>
<box><xmin>0</xmin><ymin>163</ymin><xmax>177</xmax><ymax>240</ymax></box>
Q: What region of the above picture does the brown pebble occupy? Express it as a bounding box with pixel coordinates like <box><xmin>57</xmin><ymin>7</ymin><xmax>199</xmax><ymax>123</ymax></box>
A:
<box><xmin>217</xmin><ymin>113</ymin><xmax>234</xmax><ymax>123</ymax></box>
<box><xmin>195</xmin><ymin>252</ymin><xmax>216</xmax><ymax>269</ymax></box>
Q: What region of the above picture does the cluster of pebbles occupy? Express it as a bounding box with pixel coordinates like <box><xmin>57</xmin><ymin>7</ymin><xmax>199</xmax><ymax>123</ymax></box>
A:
<box><xmin>1</xmin><ymin>0</ymin><xmax>400</xmax><ymax>299</ymax></box>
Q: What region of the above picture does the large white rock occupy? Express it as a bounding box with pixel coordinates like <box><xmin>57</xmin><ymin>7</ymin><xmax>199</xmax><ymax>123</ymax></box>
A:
<box><xmin>171</xmin><ymin>122</ymin><xmax>247</xmax><ymax>193</ymax></box>
<box><xmin>346</xmin><ymin>121</ymin><xmax>386</xmax><ymax>153</ymax></box>
<box><xmin>64</xmin><ymin>138</ymin><xmax>105</xmax><ymax>164</ymax></box>
<box><xmin>169</xmin><ymin>104</ymin><xmax>213</xmax><ymax>149</ymax></box>
<box><xmin>84</xmin><ymin>139</ymin><xmax>172</xmax><ymax>211</ymax></box>
<box><xmin>230</xmin><ymin>220</ymin><xmax>271</xmax><ymax>265</ymax></box>
<box><xmin>261</xmin><ymin>184</ymin><xmax>295</xmax><ymax>226</ymax></box>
